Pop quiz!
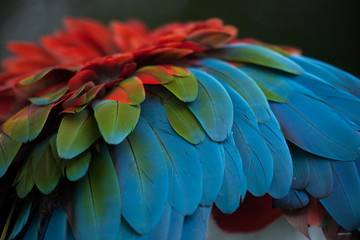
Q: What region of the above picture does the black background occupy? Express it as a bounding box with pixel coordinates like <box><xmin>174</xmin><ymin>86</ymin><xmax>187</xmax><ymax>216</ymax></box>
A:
<box><xmin>1</xmin><ymin>0</ymin><xmax>359</xmax><ymax>76</ymax></box>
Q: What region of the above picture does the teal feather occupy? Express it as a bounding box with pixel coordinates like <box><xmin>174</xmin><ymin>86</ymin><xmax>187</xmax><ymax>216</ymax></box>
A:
<box><xmin>141</xmin><ymin>99</ymin><xmax>202</xmax><ymax>215</ymax></box>
<box><xmin>288</xmin><ymin>143</ymin><xmax>310</xmax><ymax>190</ymax></box>
<box><xmin>195</xmin><ymin>136</ymin><xmax>225</xmax><ymax>206</ymax></box>
<box><xmin>270</xmin><ymin>81</ymin><xmax>360</xmax><ymax>161</ymax></box>
<box><xmin>38</xmin><ymin>206</ymin><xmax>67</xmax><ymax>240</ymax></box>
<box><xmin>272</xmin><ymin>189</ymin><xmax>309</xmax><ymax>211</ymax></box>
<box><xmin>215</xmin><ymin>135</ymin><xmax>246</xmax><ymax>213</ymax></box>
<box><xmin>320</xmin><ymin>161</ymin><xmax>360</xmax><ymax>230</ymax></box>
<box><xmin>111</xmin><ymin>116</ymin><xmax>168</xmax><ymax>234</ymax></box>
<box><xmin>187</xmin><ymin>68</ymin><xmax>233</xmax><ymax>142</ymax></box>
<box><xmin>181</xmin><ymin>206</ymin><xmax>212</xmax><ymax>240</ymax></box>
<box><xmin>198</xmin><ymin>58</ymin><xmax>271</xmax><ymax>123</ymax></box>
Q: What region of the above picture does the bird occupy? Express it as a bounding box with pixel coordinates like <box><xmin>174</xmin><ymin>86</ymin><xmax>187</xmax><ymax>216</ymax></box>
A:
<box><xmin>0</xmin><ymin>17</ymin><xmax>359</xmax><ymax>240</ymax></box>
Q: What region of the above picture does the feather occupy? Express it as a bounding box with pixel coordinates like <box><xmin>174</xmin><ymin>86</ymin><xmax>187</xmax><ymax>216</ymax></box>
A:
<box><xmin>33</xmin><ymin>136</ymin><xmax>62</xmax><ymax>194</ymax></box>
<box><xmin>291</xmin><ymin>55</ymin><xmax>360</xmax><ymax>97</ymax></box>
<box><xmin>287</xmin><ymin>71</ymin><xmax>360</xmax><ymax>128</ymax></box>
<box><xmin>117</xmin><ymin>219</ymin><xmax>137</xmax><ymax>240</ymax></box>
<box><xmin>104</xmin><ymin>76</ymin><xmax>145</xmax><ymax>105</ymax></box>
<box><xmin>148</xmin><ymin>87</ymin><xmax>205</xmax><ymax>145</ymax></box>
<box><xmin>187</xmin><ymin>68</ymin><xmax>233</xmax><ymax>142</ymax></box>
<box><xmin>260</xmin><ymin>111</ymin><xmax>293</xmax><ymax>199</ymax></box>
<box><xmin>195</xmin><ymin>136</ymin><xmax>225</xmax><ymax>206</ymax></box>
<box><xmin>0</xmin><ymin>132</ymin><xmax>21</xmax><ymax>177</ymax></box>
<box><xmin>212</xmin><ymin>44</ymin><xmax>303</xmax><ymax>74</ymax></box>
<box><xmin>29</xmin><ymin>86</ymin><xmax>68</xmax><ymax>105</ymax></box>
<box><xmin>138</xmin><ymin>204</ymin><xmax>172</xmax><ymax>240</ymax></box>
<box><xmin>222</xmin><ymin>84</ymin><xmax>273</xmax><ymax>196</ymax></box>
<box><xmin>15</xmin><ymin>156</ymin><xmax>35</xmax><ymax>198</ymax></box>
<box><xmin>305</xmin><ymin>154</ymin><xmax>333</xmax><ymax>199</ymax></box>
<box><xmin>198</xmin><ymin>58</ymin><xmax>271</xmax><ymax>123</ymax></box>
<box><xmin>181</xmin><ymin>206</ymin><xmax>212</xmax><ymax>240</ymax></box>
<box><xmin>161</xmin><ymin>66</ymin><xmax>198</xmax><ymax>102</ymax></box>
<box><xmin>93</xmin><ymin>100</ymin><xmax>140</xmax><ymax>144</ymax></box>
<box><xmin>65</xmin><ymin>150</ymin><xmax>91</xmax><ymax>182</ymax></box>
<box><xmin>2</xmin><ymin>104</ymin><xmax>53</xmax><ymax>142</ymax></box>
<box><xmin>270</xmin><ymin>81</ymin><xmax>360</xmax><ymax>161</ymax></box>
<box><xmin>240</xmin><ymin>65</ymin><xmax>296</xmax><ymax>102</ymax></box>
<box><xmin>57</xmin><ymin>109</ymin><xmax>101</xmax><ymax>159</ymax></box>
<box><xmin>320</xmin><ymin>161</ymin><xmax>360</xmax><ymax>230</ymax></box>
<box><xmin>65</xmin><ymin>143</ymin><xmax>121</xmax><ymax>240</ymax></box>
<box><xmin>288</xmin><ymin>143</ymin><xmax>310</xmax><ymax>190</ymax></box>
<box><xmin>23</xmin><ymin>211</ymin><xmax>41</xmax><ymax>240</ymax></box>
<box><xmin>272</xmin><ymin>189</ymin><xmax>309</xmax><ymax>211</ymax></box>
<box><xmin>38</xmin><ymin>206</ymin><xmax>68</xmax><ymax>240</ymax></box>
<box><xmin>215</xmin><ymin>135</ymin><xmax>246</xmax><ymax>213</ymax></box>
<box><xmin>8</xmin><ymin>197</ymin><xmax>32</xmax><ymax>240</ymax></box>
<box><xmin>141</xmin><ymin>98</ymin><xmax>202</xmax><ymax>215</ymax></box>
<box><xmin>167</xmin><ymin>208</ymin><xmax>184</xmax><ymax>240</ymax></box>
<box><xmin>111</xmin><ymin>116</ymin><xmax>168</xmax><ymax>234</ymax></box>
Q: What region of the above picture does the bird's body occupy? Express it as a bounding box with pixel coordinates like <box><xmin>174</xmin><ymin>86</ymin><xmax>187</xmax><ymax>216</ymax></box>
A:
<box><xmin>0</xmin><ymin>18</ymin><xmax>359</xmax><ymax>240</ymax></box>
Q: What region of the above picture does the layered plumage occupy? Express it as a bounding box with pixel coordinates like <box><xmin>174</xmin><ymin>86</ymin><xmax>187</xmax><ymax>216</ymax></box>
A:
<box><xmin>0</xmin><ymin>17</ymin><xmax>360</xmax><ymax>240</ymax></box>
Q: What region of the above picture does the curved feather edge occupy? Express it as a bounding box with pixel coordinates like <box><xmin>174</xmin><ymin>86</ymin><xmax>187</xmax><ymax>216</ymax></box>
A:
<box><xmin>8</xmin><ymin>198</ymin><xmax>32</xmax><ymax>240</ymax></box>
<box><xmin>269</xmin><ymin>81</ymin><xmax>360</xmax><ymax>161</ymax></box>
<box><xmin>220</xmin><ymin>84</ymin><xmax>273</xmax><ymax>196</ymax></box>
<box><xmin>111</xmin><ymin>116</ymin><xmax>168</xmax><ymax>234</ymax></box>
<box><xmin>320</xmin><ymin>161</ymin><xmax>360</xmax><ymax>230</ymax></box>
<box><xmin>187</xmin><ymin>68</ymin><xmax>233</xmax><ymax>142</ymax></box>
<box><xmin>212</xmin><ymin>43</ymin><xmax>304</xmax><ymax>74</ymax></box>
<box><xmin>197</xmin><ymin>58</ymin><xmax>271</xmax><ymax>123</ymax></box>
<box><xmin>38</xmin><ymin>206</ymin><xmax>67</xmax><ymax>240</ymax></box>
<box><xmin>288</xmin><ymin>143</ymin><xmax>311</xmax><ymax>190</ymax></box>
<box><xmin>141</xmin><ymin>98</ymin><xmax>202</xmax><ymax>215</ymax></box>
<box><xmin>272</xmin><ymin>189</ymin><xmax>309</xmax><ymax>211</ymax></box>
<box><xmin>64</xmin><ymin>143</ymin><xmax>121</xmax><ymax>240</ymax></box>
<box><xmin>195</xmin><ymin>136</ymin><xmax>225</xmax><ymax>206</ymax></box>
<box><xmin>215</xmin><ymin>135</ymin><xmax>246</xmax><ymax>213</ymax></box>
<box><xmin>181</xmin><ymin>206</ymin><xmax>212</xmax><ymax>240</ymax></box>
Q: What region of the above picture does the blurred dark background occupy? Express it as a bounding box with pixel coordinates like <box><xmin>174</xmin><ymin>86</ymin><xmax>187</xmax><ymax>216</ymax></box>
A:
<box><xmin>1</xmin><ymin>0</ymin><xmax>359</xmax><ymax>75</ymax></box>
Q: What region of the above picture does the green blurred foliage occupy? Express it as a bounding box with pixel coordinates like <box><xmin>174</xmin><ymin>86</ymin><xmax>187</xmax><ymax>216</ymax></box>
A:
<box><xmin>1</xmin><ymin>0</ymin><xmax>359</xmax><ymax>75</ymax></box>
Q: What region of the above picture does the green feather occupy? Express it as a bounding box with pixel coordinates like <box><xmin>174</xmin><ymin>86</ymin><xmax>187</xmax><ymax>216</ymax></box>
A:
<box><xmin>33</xmin><ymin>137</ymin><xmax>61</xmax><ymax>194</ymax></box>
<box><xmin>15</xmin><ymin>158</ymin><xmax>34</xmax><ymax>198</ymax></box>
<box><xmin>0</xmin><ymin>132</ymin><xmax>21</xmax><ymax>177</ymax></box>
<box><xmin>66</xmin><ymin>143</ymin><xmax>121</xmax><ymax>240</ymax></box>
<box><xmin>19</xmin><ymin>68</ymin><xmax>52</xmax><ymax>85</ymax></box>
<box><xmin>162</xmin><ymin>66</ymin><xmax>198</xmax><ymax>102</ymax></box>
<box><xmin>148</xmin><ymin>87</ymin><xmax>205</xmax><ymax>145</ymax></box>
<box><xmin>57</xmin><ymin>109</ymin><xmax>101</xmax><ymax>159</ymax></box>
<box><xmin>2</xmin><ymin>104</ymin><xmax>53</xmax><ymax>142</ymax></box>
<box><xmin>214</xmin><ymin>44</ymin><xmax>303</xmax><ymax>74</ymax></box>
<box><xmin>105</xmin><ymin>76</ymin><xmax>145</xmax><ymax>105</ymax></box>
<box><xmin>29</xmin><ymin>86</ymin><xmax>69</xmax><ymax>105</ymax></box>
<box><xmin>66</xmin><ymin>150</ymin><xmax>91</xmax><ymax>181</ymax></box>
<box><xmin>93</xmin><ymin>100</ymin><xmax>140</xmax><ymax>145</ymax></box>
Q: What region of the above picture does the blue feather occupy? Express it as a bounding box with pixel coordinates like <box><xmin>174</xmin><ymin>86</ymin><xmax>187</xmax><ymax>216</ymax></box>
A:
<box><xmin>117</xmin><ymin>219</ymin><xmax>137</xmax><ymax>240</ymax></box>
<box><xmin>187</xmin><ymin>68</ymin><xmax>233</xmax><ymax>142</ymax></box>
<box><xmin>39</xmin><ymin>206</ymin><xmax>67</xmax><ymax>240</ymax></box>
<box><xmin>272</xmin><ymin>189</ymin><xmax>309</xmax><ymax>211</ymax></box>
<box><xmin>167</xmin><ymin>208</ymin><xmax>184</xmax><ymax>240</ymax></box>
<box><xmin>305</xmin><ymin>154</ymin><xmax>333</xmax><ymax>199</ymax></box>
<box><xmin>111</xmin><ymin>116</ymin><xmax>168</xmax><ymax>234</ymax></box>
<box><xmin>240</xmin><ymin>65</ymin><xmax>296</xmax><ymax>102</ymax></box>
<box><xmin>23</xmin><ymin>211</ymin><xmax>41</xmax><ymax>240</ymax></box>
<box><xmin>259</xmin><ymin>111</ymin><xmax>293</xmax><ymax>198</ymax></box>
<box><xmin>320</xmin><ymin>161</ymin><xmax>360</xmax><ymax>230</ymax></box>
<box><xmin>181</xmin><ymin>206</ymin><xmax>212</xmax><ymax>240</ymax></box>
<box><xmin>270</xmin><ymin>81</ymin><xmax>360</xmax><ymax>161</ymax></box>
<box><xmin>288</xmin><ymin>143</ymin><xmax>310</xmax><ymax>190</ymax></box>
<box><xmin>221</xmin><ymin>84</ymin><xmax>273</xmax><ymax>196</ymax></box>
<box><xmin>288</xmin><ymin>72</ymin><xmax>360</xmax><ymax>128</ymax></box>
<box><xmin>140</xmin><ymin>99</ymin><xmax>202</xmax><ymax>215</ymax></box>
<box><xmin>9</xmin><ymin>198</ymin><xmax>32</xmax><ymax>240</ymax></box>
<box><xmin>215</xmin><ymin>135</ymin><xmax>246</xmax><ymax>213</ymax></box>
<box><xmin>291</xmin><ymin>55</ymin><xmax>360</xmax><ymax>97</ymax></box>
<box><xmin>195</xmin><ymin>136</ymin><xmax>225</xmax><ymax>206</ymax></box>
<box><xmin>197</xmin><ymin>58</ymin><xmax>271</xmax><ymax>123</ymax></box>
<box><xmin>138</xmin><ymin>205</ymin><xmax>171</xmax><ymax>240</ymax></box>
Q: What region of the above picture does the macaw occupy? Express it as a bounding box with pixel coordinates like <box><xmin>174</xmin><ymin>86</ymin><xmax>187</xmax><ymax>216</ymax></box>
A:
<box><xmin>0</xmin><ymin>17</ymin><xmax>359</xmax><ymax>240</ymax></box>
